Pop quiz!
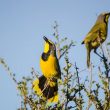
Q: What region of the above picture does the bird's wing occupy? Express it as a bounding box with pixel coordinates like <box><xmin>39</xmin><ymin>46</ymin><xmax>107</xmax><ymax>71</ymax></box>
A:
<box><xmin>83</xmin><ymin>23</ymin><xmax>103</xmax><ymax>43</ymax></box>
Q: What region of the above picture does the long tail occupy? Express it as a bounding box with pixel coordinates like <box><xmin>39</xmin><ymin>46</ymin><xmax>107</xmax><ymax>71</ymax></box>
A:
<box><xmin>33</xmin><ymin>75</ymin><xmax>58</xmax><ymax>103</ymax></box>
<box><xmin>86</xmin><ymin>44</ymin><xmax>91</xmax><ymax>68</ymax></box>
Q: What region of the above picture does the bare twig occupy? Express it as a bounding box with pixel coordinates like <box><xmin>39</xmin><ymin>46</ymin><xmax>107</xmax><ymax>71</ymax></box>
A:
<box><xmin>59</xmin><ymin>41</ymin><xmax>75</xmax><ymax>60</ymax></box>
<box><xmin>31</xmin><ymin>67</ymin><xmax>39</xmax><ymax>78</ymax></box>
<box><xmin>0</xmin><ymin>58</ymin><xmax>18</xmax><ymax>85</ymax></box>
<box><xmin>64</xmin><ymin>55</ymin><xmax>69</xmax><ymax>110</ymax></box>
<box><xmin>74</xmin><ymin>63</ymin><xmax>82</xmax><ymax>110</ymax></box>
<box><xmin>75</xmin><ymin>63</ymin><xmax>81</xmax><ymax>99</ymax></box>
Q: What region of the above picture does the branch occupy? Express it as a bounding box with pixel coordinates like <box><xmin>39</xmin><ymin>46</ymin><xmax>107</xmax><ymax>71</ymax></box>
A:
<box><xmin>0</xmin><ymin>58</ymin><xmax>18</xmax><ymax>85</ymax></box>
<box><xmin>58</xmin><ymin>41</ymin><xmax>75</xmax><ymax>60</ymax></box>
<box><xmin>0</xmin><ymin>58</ymin><xmax>37</xmax><ymax>109</ymax></box>
<box><xmin>74</xmin><ymin>63</ymin><xmax>81</xmax><ymax>98</ymax></box>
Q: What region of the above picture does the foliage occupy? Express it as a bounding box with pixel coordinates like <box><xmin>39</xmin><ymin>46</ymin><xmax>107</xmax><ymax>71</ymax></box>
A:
<box><xmin>0</xmin><ymin>22</ymin><xmax>110</xmax><ymax>110</ymax></box>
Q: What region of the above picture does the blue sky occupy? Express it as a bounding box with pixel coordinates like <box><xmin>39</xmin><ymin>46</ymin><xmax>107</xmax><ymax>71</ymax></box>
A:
<box><xmin>0</xmin><ymin>0</ymin><xmax>110</xmax><ymax>109</ymax></box>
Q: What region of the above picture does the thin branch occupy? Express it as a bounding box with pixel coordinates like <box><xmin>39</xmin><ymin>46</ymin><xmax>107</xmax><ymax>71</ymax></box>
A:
<box><xmin>58</xmin><ymin>42</ymin><xmax>75</xmax><ymax>60</ymax></box>
<box><xmin>74</xmin><ymin>63</ymin><xmax>81</xmax><ymax>99</ymax></box>
<box><xmin>0</xmin><ymin>58</ymin><xmax>18</xmax><ymax>85</ymax></box>
<box><xmin>65</xmin><ymin>55</ymin><xmax>69</xmax><ymax>110</ymax></box>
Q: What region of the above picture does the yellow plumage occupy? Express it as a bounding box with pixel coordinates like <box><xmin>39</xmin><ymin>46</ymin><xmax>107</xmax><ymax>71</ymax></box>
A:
<box><xmin>44</xmin><ymin>39</ymin><xmax>53</xmax><ymax>53</ymax></box>
<box><xmin>33</xmin><ymin>36</ymin><xmax>61</xmax><ymax>103</ymax></box>
<box><xmin>33</xmin><ymin>78</ymin><xmax>58</xmax><ymax>103</ymax></box>
<box><xmin>40</xmin><ymin>55</ymin><xmax>58</xmax><ymax>78</ymax></box>
<box><xmin>82</xmin><ymin>12</ymin><xmax>110</xmax><ymax>67</ymax></box>
<box><xmin>44</xmin><ymin>42</ymin><xmax>49</xmax><ymax>53</ymax></box>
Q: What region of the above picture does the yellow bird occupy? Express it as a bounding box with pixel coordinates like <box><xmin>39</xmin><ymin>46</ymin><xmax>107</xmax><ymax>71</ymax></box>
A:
<box><xmin>33</xmin><ymin>36</ymin><xmax>61</xmax><ymax>103</ymax></box>
<box><xmin>82</xmin><ymin>12</ymin><xmax>110</xmax><ymax>67</ymax></box>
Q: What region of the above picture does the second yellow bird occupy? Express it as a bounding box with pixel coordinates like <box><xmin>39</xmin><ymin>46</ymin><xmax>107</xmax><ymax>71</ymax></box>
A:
<box><xmin>82</xmin><ymin>12</ymin><xmax>110</xmax><ymax>67</ymax></box>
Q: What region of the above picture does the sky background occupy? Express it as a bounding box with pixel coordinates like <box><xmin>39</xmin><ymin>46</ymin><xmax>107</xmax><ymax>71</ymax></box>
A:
<box><xmin>0</xmin><ymin>0</ymin><xmax>110</xmax><ymax>110</ymax></box>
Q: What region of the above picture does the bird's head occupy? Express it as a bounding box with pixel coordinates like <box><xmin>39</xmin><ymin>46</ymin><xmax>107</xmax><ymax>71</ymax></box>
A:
<box><xmin>97</xmin><ymin>12</ymin><xmax>110</xmax><ymax>23</ymax></box>
<box><xmin>43</xmin><ymin>36</ymin><xmax>56</xmax><ymax>55</ymax></box>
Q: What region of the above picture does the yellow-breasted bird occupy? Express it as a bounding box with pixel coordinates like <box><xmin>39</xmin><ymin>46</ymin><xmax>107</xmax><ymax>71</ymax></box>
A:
<box><xmin>82</xmin><ymin>12</ymin><xmax>110</xmax><ymax>67</ymax></box>
<box><xmin>33</xmin><ymin>36</ymin><xmax>61</xmax><ymax>103</ymax></box>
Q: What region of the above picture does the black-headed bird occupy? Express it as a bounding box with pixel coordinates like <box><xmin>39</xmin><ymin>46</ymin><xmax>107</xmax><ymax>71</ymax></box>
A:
<box><xmin>33</xmin><ymin>36</ymin><xmax>61</xmax><ymax>103</ymax></box>
<box><xmin>82</xmin><ymin>12</ymin><xmax>110</xmax><ymax>67</ymax></box>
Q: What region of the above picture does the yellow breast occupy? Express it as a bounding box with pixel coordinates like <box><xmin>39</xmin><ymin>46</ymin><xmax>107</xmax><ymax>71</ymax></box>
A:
<box><xmin>40</xmin><ymin>55</ymin><xmax>57</xmax><ymax>78</ymax></box>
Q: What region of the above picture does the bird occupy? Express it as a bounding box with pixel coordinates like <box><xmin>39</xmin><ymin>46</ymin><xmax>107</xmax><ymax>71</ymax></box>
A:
<box><xmin>33</xmin><ymin>36</ymin><xmax>61</xmax><ymax>103</ymax></box>
<box><xmin>82</xmin><ymin>12</ymin><xmax>110</xmax><ymax>67</ymax></box>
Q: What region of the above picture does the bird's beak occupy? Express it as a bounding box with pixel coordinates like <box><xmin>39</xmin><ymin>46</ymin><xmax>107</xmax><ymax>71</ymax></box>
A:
<box><xmin>108</xmin><ymin>13</ymin><xmax>110</xmax><ymax>20</ymax></box>
<box><xmin>43</xmin><ymin>36</ymin><xmax>49</xmax><ymax>42</ymax></box>
<box><xmin>106</xmin><ymin>12</ymin><xmax>110</xmax><ymax>16</ymax></box>
<box><xmin>43</xmin><ymin>36</ymin><xmax>56</xmax><ymax>52</ymax></box>
<box><xmin>43</xmin><ymin>36</ymin><xmax>54</xmax><ymax>45</ymax></box>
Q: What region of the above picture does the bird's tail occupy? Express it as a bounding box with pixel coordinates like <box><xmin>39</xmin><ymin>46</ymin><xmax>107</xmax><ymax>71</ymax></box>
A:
<box><xmin>87</xmin><ymin>51</ymin><xmax>90</xmax><ymax>68</ymax></box>
<box><xmin>33</xmin><ymin>75</ymin><xmax>58</xmax><ymax>103</ymax></box>
<box><xmin>86</xmin><ymin>44</ymin><xmax>91</xmax><ymax>68</ymax></box>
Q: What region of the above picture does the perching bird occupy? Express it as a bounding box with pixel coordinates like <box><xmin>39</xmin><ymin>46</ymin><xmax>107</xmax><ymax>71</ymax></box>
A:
<box><xmin>82</xmin><ymin>12</ymin><xmax>110</xmax><ymax>67</ymax></box>
<box><xmin>33</xmin><ymin>36</ymin><xmax>61</xmax><ymax>103</ymax></box>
